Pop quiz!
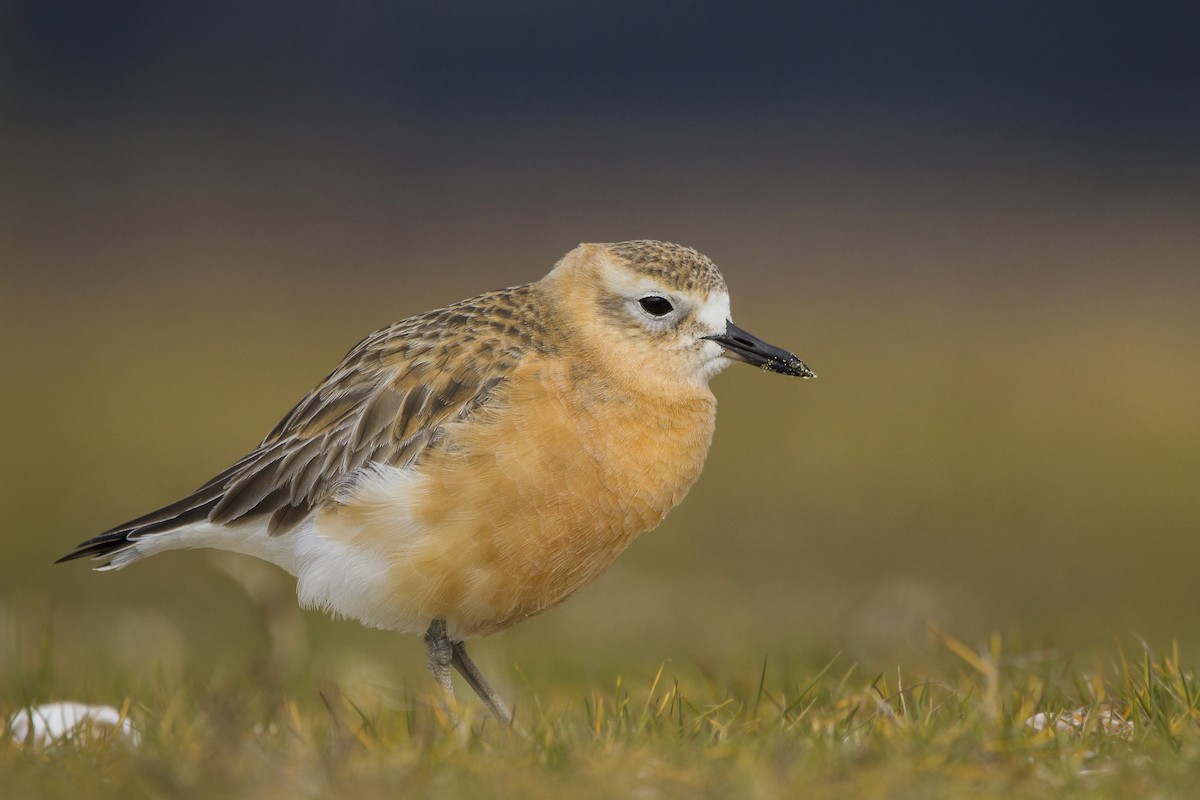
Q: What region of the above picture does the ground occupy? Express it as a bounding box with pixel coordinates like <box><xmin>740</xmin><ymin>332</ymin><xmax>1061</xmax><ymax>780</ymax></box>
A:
<box><xmin>4</xmin><ymin>630</ymin><xmax>1199</xmax><ymax>799</ymax></box>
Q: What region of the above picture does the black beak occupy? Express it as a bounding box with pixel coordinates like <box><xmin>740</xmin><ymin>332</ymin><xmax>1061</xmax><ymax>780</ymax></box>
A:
<box><xmin>704</xmin><ymin>321</ymin><xmax>815</xmax><ymax>378</ymax></box>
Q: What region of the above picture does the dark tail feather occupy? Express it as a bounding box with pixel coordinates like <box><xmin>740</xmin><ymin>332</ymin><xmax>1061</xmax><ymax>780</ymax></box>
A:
<box><xmin>57</xmin><ymin>444</ymin><xmax>312</xmax><ymax>567</ymax></box>
<box><xmin>55</xmin><ymin>532</ymin><xmax>138</xmax><ymax>564</ymax></box>
<box><xmin>55</xmin><ymin>492</ymin><xmax>224</xmax><ymax>566</ymax></box>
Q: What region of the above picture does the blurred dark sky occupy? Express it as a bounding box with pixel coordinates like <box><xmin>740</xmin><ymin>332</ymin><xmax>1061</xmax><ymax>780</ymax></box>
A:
<box><xmin>9</xmin><ymin>2</ymin><xmax>1199</xmax><ymax>137</ymax></box>
<box><xmin>3</xmin><ymin>2</ymin><xmax>1199</xmax><ymax>289</ymax></box>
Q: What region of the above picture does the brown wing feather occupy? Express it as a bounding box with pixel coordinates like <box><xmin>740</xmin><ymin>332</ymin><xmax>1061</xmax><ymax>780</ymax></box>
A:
<box><xmin>58</xmin><ymin>283</ymin><xmax>548</xmax><ymax>563</ymax></box>
<box><xmin>210</xmin><ymin>328</ymin><xmax>517</xmax><ymax>535</ymax></box>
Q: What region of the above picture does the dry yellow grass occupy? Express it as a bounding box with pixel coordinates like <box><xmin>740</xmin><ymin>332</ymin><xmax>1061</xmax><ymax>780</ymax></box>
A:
<box><xmin>3</xmin><ymin>631</ymin><xmax>1199</xmax><ymax>799</ymax></box>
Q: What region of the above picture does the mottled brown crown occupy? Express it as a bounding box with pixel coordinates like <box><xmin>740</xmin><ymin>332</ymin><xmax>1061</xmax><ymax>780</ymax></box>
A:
<box><xmin>605</xmin><ymin>240</ymin><xmax>728</xmax><ymax>295</ymax></box>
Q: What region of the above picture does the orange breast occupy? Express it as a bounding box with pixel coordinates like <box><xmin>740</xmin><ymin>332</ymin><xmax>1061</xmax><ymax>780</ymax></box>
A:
<box><xmin>392</xmin><ymin>357</ymin><xmax>717</xmax><ymax>636</ymax></box>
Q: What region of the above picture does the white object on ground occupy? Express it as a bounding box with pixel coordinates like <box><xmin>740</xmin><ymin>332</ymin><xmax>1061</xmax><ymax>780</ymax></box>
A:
<box><xmin>1025</xmin><ymin>707</ymin><xmax>1132</xmax><ymax>736</ymax></box>
<box><xmin>8</xmin><ymin>702</ymin><xmax>140</xmax><ymax>749</ymax></box>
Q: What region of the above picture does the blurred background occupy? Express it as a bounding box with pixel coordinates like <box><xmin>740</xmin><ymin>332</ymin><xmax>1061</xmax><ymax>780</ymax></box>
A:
<box><xmin>2</xmin><ymin>2</ymin><xmax>1199</xmax><ymax>700</ymax></box>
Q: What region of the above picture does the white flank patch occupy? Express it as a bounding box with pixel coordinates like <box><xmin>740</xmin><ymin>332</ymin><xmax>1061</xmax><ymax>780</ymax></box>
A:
<box><xmin>292</xmin><ymin>463</ymin><xmax>433</xmax><ymax>634</ymax></box>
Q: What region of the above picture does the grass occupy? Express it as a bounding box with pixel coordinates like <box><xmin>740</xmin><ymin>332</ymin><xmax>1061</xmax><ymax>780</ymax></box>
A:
<box><xmin>3</xmin><ymin>631</ymin><xmax>1199</xmax><ymax>798</ymax></box>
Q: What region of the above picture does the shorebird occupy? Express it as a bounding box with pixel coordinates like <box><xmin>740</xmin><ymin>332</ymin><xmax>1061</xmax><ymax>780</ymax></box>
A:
<box><xmin>59</xmin><ymin>240</ymin><xmax>814</xmax><ymax>725</ymax></box>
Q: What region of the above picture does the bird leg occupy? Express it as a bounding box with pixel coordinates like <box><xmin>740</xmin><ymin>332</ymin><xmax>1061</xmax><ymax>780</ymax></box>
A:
<box><xmin>450</xmin><ymin>640</ymin><xmax>513</xmax><ymax>727</ymax></box>
<box><xmin>424</xmin><ymin>619</ymin><xmax>513</xmax><ymax>727</ymax></box>
<box><xmin>423</xmin><ymin>619</ymin><xmax>457</xmax><ymax>718</ymax></box>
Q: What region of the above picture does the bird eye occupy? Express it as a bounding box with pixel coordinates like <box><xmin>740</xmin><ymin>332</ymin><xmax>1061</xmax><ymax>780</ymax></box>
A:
<box><xmin>638</xmin><ymin>296</ymin><xmax>674</xmax><ymax>317</ymax></box>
